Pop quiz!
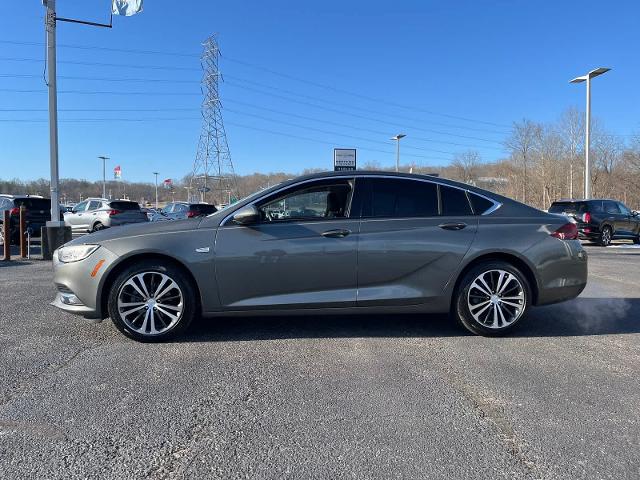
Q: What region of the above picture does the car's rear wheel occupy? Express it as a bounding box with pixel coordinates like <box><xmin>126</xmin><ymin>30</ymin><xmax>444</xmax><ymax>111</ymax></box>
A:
<box><xmin>107</xmin><ymin>261</ymin><xmax>196</xmax><ymax>342</ymax></box>
<box><xmin>455</xmin><ymin>261</ymin><xmax>531</xmax><ymax>336</ymax></box>
<box><xmin>633</xmin><ymin>235</ymin><xmax>640</xmax><ymax>245</ymax></box>
<box><xmin>598</xmin><ymin>226</ymin><xmax>612</xmax><ymax>246</ymax></box>
<box><xmin>92</xmin><ymin>222</ymin><xmax>104</xmax><ymax>232</ymax></box>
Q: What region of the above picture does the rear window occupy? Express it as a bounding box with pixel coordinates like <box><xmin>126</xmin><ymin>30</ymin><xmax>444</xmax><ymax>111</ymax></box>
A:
<box><xmin>549</xmin><ymin>201</ymin><xmax>594</xmax><ymax>214</ymax></box>
<box><xmin>468</xmin><ymin>193</ymin><xmax>495</xmax><ymax>215</ymax></box>
<box><xmin>190</xmin><ymin>204</ymin><xmax>217</xmax><ymax>214</ymax></box>
<box><xmin>109</xmin><ymin>201</ymin><xmax>140</xmax><ymax>211</ymax></box>
<box><xmin>440</xmin><ymin>185</ymin><xmax>473</xmax><ymax>216</ymax></box>
<box><xmin>14</xmin><ymin>198</ymin><xmax>51</xmax><ymax>210</ymax></box>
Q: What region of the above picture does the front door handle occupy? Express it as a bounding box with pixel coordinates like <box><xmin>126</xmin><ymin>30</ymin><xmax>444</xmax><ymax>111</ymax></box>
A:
<box><xmin>438</xmin><ymin>222</ymin><xmax>467</xmax><ymax>231</ymax></box>
<box><xmin>321</xmin><ymin>229</ymin><xmax>351</xmax><ymax>238</ymax></box>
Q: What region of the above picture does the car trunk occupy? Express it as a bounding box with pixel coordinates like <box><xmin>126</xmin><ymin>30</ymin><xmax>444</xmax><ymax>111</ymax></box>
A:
<box><xmin>12</xmin><ymin>198</ymin><xmax>54</xmax><ymax>234</ymax></box>
<box><xmin>108</xmin><ymin>201</ymin><xmax>147</xmax><ymax>223</ymax></box>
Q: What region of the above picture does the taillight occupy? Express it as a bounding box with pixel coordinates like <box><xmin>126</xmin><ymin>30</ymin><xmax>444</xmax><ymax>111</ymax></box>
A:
<box><xmin>108</xmin><ymin>209</ymin><xmax>122</xmax><ymax>216</ymax></box>
<box><xmin>582</xmin><ymin>212</ymin><xmax>591</xmax><ymax>223</ymax></box>
<box><xmin>187</xmin><ymin>210</ymin><xmax>198</xmax><ymax>218</ymax></box>
<box><xmin>551</xmin><ymin>222</ymin><xmax>579</xmax><ymax>240</ymax></box>
<box><xmin>9</xmin><ymin>207</ymin><xmax>20</xmax><ymax>216</ymax></box>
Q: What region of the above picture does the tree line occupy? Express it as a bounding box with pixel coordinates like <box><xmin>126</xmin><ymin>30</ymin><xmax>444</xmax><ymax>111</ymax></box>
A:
<box><xmin>2</xmin><ymin>108</ymin><xmax>639</xmax><ymax>209</ymax></box>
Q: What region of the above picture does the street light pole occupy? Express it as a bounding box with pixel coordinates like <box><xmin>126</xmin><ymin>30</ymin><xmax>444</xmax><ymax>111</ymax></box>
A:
<box><xmin>98</xmin><ymin>156</ymin><xmax>109</xmax><ymax>198</ymax></box>
<box><xmin>45</xmin><ymin>0</ymin><xmax>62</xmax><ymax>231</ymax></box>
<box><xmin>153</xmin><ymin>172</ymin><xmax>159</xmax><ymax>209</ymax></box>
<box><xmin>570</xmin><ymin>67</ymin><xmax>610</xmax><ymax>199</ymax></box>
<box><xmin>391</xmin><ymin>134</ymin><xmax>406</xmax><ymax>172</ymax></box>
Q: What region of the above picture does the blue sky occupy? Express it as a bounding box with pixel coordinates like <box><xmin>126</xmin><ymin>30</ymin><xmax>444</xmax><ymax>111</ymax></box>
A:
<box><xmin>0</xmin><ymin>0</ymin><xmax>638</xmax><ymax>183</ymax></box>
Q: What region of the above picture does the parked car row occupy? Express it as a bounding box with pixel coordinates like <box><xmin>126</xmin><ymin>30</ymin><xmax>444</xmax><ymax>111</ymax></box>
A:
<box><xmin>0</xmin><ymin>194</ymin><xmax>218</xmax><ymax>245</ymax></box>
<box><xmin>548</xmin><ymin>199</ymin><xmax>640</xmax><ymax>246</ymax></box>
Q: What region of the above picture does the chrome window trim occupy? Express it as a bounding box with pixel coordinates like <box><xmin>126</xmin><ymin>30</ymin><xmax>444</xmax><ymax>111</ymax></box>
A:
<box><xmin>220</xmin><ymin>174</ymin><xmax>502</xmax><ymax>226</ymax></box>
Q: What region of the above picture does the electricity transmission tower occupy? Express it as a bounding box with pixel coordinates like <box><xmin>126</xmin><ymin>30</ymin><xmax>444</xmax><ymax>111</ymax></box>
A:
<box><xmin>190</xmin><ymin>34</ymin><xmax>237</xmax><ymax>205</ymax></box>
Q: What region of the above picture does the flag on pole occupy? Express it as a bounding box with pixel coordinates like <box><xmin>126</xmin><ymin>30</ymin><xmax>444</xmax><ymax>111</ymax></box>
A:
<box><xmin>163</xmin><ymin>178</ymin><xmax>173</xmax><ymax>189</ymax></box>
<box><xmin>112</xmin><ymin>0</ymin><xmax>143</xmax><ymax>16</ymax></box>
<box><xmin>114</xmin><ymin>165</ymin><xmax>122</xmax><ymax>180</ymax></box>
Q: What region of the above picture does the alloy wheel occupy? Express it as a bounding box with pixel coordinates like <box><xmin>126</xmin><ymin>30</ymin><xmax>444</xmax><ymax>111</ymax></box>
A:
<box><xmin>116</xmin><ymin>272</ymin><xmax>184</xmax><ymax>335</ymax></box>
<box><xmin>601</xmin><ymin>227</ymin><xmax>611</xmax><ymax>246</ymax></box>
<box><xmin>467</xmin><ymin>269</ymin><xmax>526</xmax><ymax>329</ymax></box>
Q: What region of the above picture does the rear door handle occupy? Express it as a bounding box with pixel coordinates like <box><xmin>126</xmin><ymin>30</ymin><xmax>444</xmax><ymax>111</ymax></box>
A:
<box><xmin>438</xmin><ymin>222</ymin><xmax>467</xmax><ymax>231</ymax></box>
<box><xmin>321</xmin><ymin>229</ymin><xmax>351</xmax><ymax>238</ymax></box>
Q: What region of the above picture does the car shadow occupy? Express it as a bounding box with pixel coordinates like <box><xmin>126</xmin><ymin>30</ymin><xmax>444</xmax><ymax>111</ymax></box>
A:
<box><xmin>179</xmin><ymin>297</ymin><xmax>640</xmax><ymax>342</ymax></box>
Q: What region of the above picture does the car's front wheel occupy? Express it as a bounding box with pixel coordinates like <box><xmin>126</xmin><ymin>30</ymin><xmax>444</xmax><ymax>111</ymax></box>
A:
<box><xmin>107</xmin><ymin>261</ymin><xmax>196</xmax><ymax>342</ymax></box>
<box><xmin>454</xmin><ymin>261</ymin><xmax>531</xmax><ymax>336</ymax></box>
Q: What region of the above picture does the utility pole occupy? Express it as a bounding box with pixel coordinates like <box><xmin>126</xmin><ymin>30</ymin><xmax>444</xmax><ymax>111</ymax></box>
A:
<box><xmin>153</xmin><ymin>172</ymin><xmax>159</xmax><ymax>209</ymax></box>
<box><xmin>98</xmin><ymin>156</ymin><xmax>109</xmax><ymax>198</ymax></box>
<box><xmin>44</xmin><ymin>0</ymin><xmax>65</xmax><ymax>255</ymax></box>
<box><xmin>391</xmin><ymin>134</ymin><xmax>406</xmax><ymax>172</ymax></box>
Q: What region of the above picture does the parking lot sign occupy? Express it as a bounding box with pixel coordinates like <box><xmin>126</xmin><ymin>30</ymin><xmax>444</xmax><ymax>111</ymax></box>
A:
<box><xmin>334</xmin><ymin>148</ymin><xmax>356</xmax><ymax>171</ymax></box>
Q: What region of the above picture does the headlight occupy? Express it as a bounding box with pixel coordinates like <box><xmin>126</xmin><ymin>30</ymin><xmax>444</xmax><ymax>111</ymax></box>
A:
<box><xmin>57</xmin><ymin>244</ymin><xmax>100</xmax><ymax>263</ymax></box>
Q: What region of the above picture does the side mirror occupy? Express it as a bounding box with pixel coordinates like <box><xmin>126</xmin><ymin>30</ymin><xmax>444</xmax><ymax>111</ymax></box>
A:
<box><xmin>232</xmin><ymin>205</ymin><xmax>260</xmax><ymax>225</ymax></box>
<box><xmin>632</xmin><ymin>210</ymin><xmax>639</xmax><ymax>217</ymax></box>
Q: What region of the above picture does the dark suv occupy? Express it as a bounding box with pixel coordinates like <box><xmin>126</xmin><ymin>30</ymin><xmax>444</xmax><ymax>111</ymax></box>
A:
<box><xmin>548</xmin><ymin>199</ymin><xmax>640</xmax><ymax>246</ymax></box>
<box><xmin>0</xmin><ymin>195</ymin><xmax>63</xmax><ymax>245</ymax></box>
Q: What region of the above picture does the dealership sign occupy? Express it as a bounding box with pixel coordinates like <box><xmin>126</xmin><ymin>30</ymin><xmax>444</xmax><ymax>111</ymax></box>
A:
<box><xmin>333</xmin><ymin>148</ymin><xmax>356</xmax><ymax>171</ymax></box>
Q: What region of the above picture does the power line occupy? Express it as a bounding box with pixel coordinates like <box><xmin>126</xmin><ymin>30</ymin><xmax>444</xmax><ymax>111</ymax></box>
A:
<box><xmin>0</xmin><ymin>83</ymin><xmax>505</xmax><ymax>143</ymax></box>
<box><xmin>0</xmin><ymin>40</ymin><xmax>512</xmax><ymax>128</ymax></box>
<box><xmin>0</xmin><ymin>70</ymin><xmax>507</xmax><ymax>134</ymax></box>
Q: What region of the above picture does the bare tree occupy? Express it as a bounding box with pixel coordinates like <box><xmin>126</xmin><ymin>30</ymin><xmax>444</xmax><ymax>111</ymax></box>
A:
<box><xmin>451</xmin><ymin>150</ymin><xmax>481</xmax><ymax>184</ymax></box>
<box><xmin>504</xmin><ymin>119</ymin><xmax>542</xmax><ymax>203</ymax></box>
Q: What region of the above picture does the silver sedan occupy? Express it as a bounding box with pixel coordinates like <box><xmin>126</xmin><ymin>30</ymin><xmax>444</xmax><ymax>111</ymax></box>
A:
<box><xmin>51</xmin><ymin>171</ymin><xmax>587</xmax><ymax>341</ymax></box>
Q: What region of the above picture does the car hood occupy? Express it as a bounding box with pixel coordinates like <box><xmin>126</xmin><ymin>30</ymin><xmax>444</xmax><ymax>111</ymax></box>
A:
<box><xmin>66</xmin><ymin>218</ymin><xmax>203</xmax><ymax>246</ymax></box>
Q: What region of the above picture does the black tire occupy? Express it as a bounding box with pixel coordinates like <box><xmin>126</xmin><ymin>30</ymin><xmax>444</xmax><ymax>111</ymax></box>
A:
<box><xmin>633</xmin><ymin>235</ymin><xmax>640</xmax><ymax>245</ymax></box>
<box><xmin>454</xmin><ymin>261</ymin><xmax>532</xmax><ymax>337</ymax></box>
<box><xmin>598</xmin><ymin>225</ymin><xmax>612</xmax><ymax>247</ymax></box>
<box><xmin>92</xmin><ymin>222</ymin><xmax>104</xmax><ymax>232</ymax></box>
<box><xmin>107</xmin><ymin>260</ymin><xmax>196</xmax><ymax>342</ymax></box>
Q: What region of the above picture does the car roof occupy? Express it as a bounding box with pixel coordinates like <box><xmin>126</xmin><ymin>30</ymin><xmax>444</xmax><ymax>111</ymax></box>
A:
<box><xmin>277</xmin><ymin>170</ymin><xmax>500</xmax><ymax>198</ymax></box>
<box><xmin>552</xmin><ymin>198</ymin><xmax>618</xmax><ymax>203</ymax></box>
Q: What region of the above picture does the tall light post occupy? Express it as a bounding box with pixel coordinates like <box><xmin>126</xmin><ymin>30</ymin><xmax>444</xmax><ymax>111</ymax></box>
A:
<box><xmin>569</xmin><ymin>67</ymin><xmax>610</xmax><ymax>199</ymax></box>
<box><xmin>43</xmin><ymin>0</ymin><xmax>65</xmax><ymax>256</ymax></box>
<box><xmin>153</xmin><ymin>172</ymin><xmax>159</xmax><ymax>209</ymax></box>
<box><xmin>391</xmin><ymin>134</ymin><xmax>406</xmax><ymax>172</ymax></box>
<box><xmin>98</xmin><ymin>156</ymin><xmax>109</xmax><ymax>199</ymax></box>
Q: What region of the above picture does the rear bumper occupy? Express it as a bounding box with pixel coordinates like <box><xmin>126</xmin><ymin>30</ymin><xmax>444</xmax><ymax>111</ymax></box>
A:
<box><xmin>535</xmin><ymin>241</ymin><xmax>588</xmax><ymax>305</ymax></box>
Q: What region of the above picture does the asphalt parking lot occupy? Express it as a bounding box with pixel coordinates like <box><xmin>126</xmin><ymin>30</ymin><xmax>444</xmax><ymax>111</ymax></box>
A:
<box><xmin>0</xmin><ymin>243</ymin><xmax>639</xmax><ymax>479</ymax></box>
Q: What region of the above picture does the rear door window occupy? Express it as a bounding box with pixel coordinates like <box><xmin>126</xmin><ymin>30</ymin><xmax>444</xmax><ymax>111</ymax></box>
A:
<box><xmin>365</xmin><ymin>178</ymin><xmax>438</xmax><ymax>218</ymax></box>
<box><xmin>88</xmin><ymin>201</ymin><xmax>101</xmax><ymax>211</ymax></box>
<box><xmin>440</xmin><ymin>185</ymin><xmax>473</xmax><ymax>216</ymax></box>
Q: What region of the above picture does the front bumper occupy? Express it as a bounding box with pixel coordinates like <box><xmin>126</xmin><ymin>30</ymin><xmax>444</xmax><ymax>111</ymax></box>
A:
<box><xmin>50</xmin><ymin>245</ymin><xmax>119</xmax><ymax>319</ymax></box>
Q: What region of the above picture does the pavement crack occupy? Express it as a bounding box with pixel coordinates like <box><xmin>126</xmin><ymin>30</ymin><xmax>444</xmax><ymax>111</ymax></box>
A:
<box><xmin>0</xmin><ymin>342</ymin><xmax>104</xmax><ymax>408</ymax></box>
